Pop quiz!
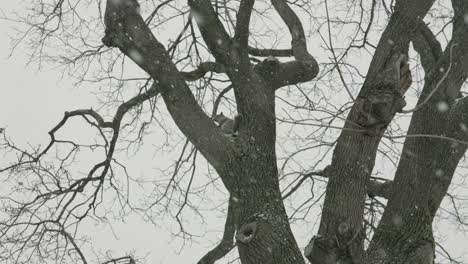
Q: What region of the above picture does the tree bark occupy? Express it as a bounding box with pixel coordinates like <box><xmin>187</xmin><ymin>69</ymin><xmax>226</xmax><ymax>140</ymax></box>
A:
<box><xmin>307</xmin><ymin>1</ymin><xmax>435</xmax><ymax>263</ymax></box>
<box><xmin>101</xmin><ymin>0</ymin><xmax>320</xmax><ymax>263</ymax></box>
<box><xmin>366</xmin><ymin>1</ymin><xmax>468</xmax><ymax>262</ymax></box>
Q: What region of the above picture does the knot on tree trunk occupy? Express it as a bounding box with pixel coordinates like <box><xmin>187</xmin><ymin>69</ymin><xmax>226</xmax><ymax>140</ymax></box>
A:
<box><xmin>235</xmin><ymin>211</ymin><xmax>278</xmax><ymax>244</ymax></box>
<box><xmin>236</xmin><ymin>221</ymin><xmax>258</xmax><ymax>244</ymax></box>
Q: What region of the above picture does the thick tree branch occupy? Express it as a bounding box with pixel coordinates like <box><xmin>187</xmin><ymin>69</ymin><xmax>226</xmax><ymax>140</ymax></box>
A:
<box><xmin>439</xmin><ymin>0</ymin><xmax>468</xmax><ymax>102</ymax></box>
<box><xmin>234</xmin><ymin>0</ymin><xmax>255</xmax><ymax>49</ymax></box>
<box><xmin>253</xmin><ymin>58</ymin><xmax>320</xmax><ymax>89</ymax></box>
<box><xmin>411</xmin><ymin>22</ymin><xmax>442</xmax><ymax>72</ymax></box>
<box><xmin>270</xmin><ymin>0</ymin><xmax>314</xmax><ymax>63</ymax></box>
<box><xmin>102</xmin><ymin>0</ymin><xmax>236</xmax><ymax>186</ymax></box>
<box><xmin>276</xmin><ymin>61</ymin><xmax>320</xmax><ymax>88</ymax></box>
<box><xmin>267</xmin><ymin>0</ymin><xmax>319</xmax><ymax>88</ymax></box>
<box><xmin>307</xmin><ymin>1</ymin><xmax>435</xmax><ymax>263</ymax></box>
<box><xmin>188</xmin><ymin>0</ymin><xmax>232</xmax><ymax>64</ymax></box>
<box><xmin>451</xmin><ymin>0</ymin><xmax>468</xmax><ymax>33</ymax></box>
<box><xmin>282</xmin><ymin>168</ymin><xmax>392</xmax><ymax>200</ymax></box>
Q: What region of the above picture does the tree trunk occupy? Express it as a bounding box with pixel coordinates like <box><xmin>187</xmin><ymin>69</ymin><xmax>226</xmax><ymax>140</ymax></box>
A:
<box><xmin>366</xmin><ymin>6</ymin><xmax>468</xmax><ymax>261</ymax></box>
<box><xmin>307</xmin><ymin>1</ymin><xmax>435</xmax><ymax>263</ymax></box>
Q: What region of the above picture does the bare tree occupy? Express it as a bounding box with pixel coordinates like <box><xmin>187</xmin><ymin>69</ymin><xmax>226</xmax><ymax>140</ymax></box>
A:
<box><xmin>1</xmin><ymin>0</ymin><xmax>468</xmax><ymax>264</ymax></box>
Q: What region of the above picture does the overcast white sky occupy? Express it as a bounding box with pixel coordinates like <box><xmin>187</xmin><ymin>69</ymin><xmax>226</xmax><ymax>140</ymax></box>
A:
<box><xmin>1</xmin><ymin>1</ymin><xmax>468</xmax><ymax>264</ymax></box>
<box><xmin>0</xmin><ymin>3</ymin><xmax>220</xmax><ymax>263</ymax></box>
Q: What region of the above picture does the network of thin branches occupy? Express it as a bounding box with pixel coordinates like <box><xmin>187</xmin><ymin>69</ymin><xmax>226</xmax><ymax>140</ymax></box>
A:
<box><xmin>0</xmin><ymin>0</ymin><xmax>468</xmax><ymax>263</ymax></box>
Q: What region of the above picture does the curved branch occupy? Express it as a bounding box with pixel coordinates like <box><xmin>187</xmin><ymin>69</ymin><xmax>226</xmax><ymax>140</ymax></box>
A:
<box><xmin>145</xmin><ymin>0</ymin><xmax>174</xmax><ymax>24</ymax></box>
<box><xmin>270</xmin><ymin>0</ymin><xmax>314</xmax><ymax>63</ymax></box>
<box><xmin>401</xmin><ymin>44</ymin><xmax>456</xmax><ymax>113</ymax></box>
<box><xmin>102</xmin><ymin>0</ymin><xmax>236</xmax><ymax>185</ymax></box>
<box><xmin>324</xmin><ymin>0</ymin><xmax>354</xmax><ymax>100</ymax></box>
<box><xmin>269</xmin><ymin>0</ymin><xmax>319</xmax><ymax>88</ymax></box>
<box><xmin>311</xmin><ymin>1</ymin><xmax>435</xmax><ymax>262</ymax></box>
<box><xmin>234</xmin><ymin>0</ymin><xmax>255</xmax><ymax>49</ymax></box>
<box><xmin>102</xmin><ymin>256</ymin><xmax>135</xmax><ymax>264</ymax></box>
<box><xmin>411</xmin><ymin>22</ymin><xmax>442</xmax><ymax>72</ymax></box>
<box><xmin>197</xmin><ymin>198</ymin><xmax>237</xmax><ymax>264</ymax></box>
<box><xmin>212</xmin><ymin>85</ymin><xmax>233</xmax><ymax>117</ymax></box>
<box><xmin>282</xmin><ymin>167</ymin><xmax>393</xmax><ymax>200</ymax></box>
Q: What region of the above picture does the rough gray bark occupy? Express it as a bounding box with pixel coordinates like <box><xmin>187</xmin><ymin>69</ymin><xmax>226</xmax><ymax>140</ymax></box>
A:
<box><xmin>307</xmin><ymin>0</ymin><xmax>468</xmax><ymax>263</ymax></box>
<box><xmin>365</xmin><ymin>1</ymin><xmax>468</xmax><ymax>263</ymax></box>
<box><xmin>306</xmin><ymin>1</ymin><xmax>435</xmax><ymax>263</ymax></box>
<box><xmin>8</xmin><ymin>0</ymin><xmax>467</xmax><ymax>263</ymax></box>
<box><xmin>101</xmin><ymin>0</ymin><xmax>468</xmax><ymax>263</ymax></box>
<box><xmin>102</xmin><ymin>0</ymin><xmax>318</xmax><ymax>263</ymax></box>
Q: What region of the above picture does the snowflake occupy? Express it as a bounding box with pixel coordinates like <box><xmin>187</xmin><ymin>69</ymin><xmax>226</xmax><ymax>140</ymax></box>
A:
<box><xmin>436</xmin><ymin>101</ymin><xmax>449</xmax><ymax>112</ymax></box>
<box><xmin>128</xmin><ymin>49</ymin><xmax>144</xmax><ymax>64</ymax></box>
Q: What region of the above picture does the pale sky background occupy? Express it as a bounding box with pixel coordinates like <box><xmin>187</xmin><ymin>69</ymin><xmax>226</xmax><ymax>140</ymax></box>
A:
<box><xmin>1</xmin><ymin>1</ymin><xmax>468</xmax><ymax>264</ymax></box>
<box><xmin>0</xmin><ymin>41</ymin><xmax>221</xmax><ymax>264</ymax></box>
<box><xmin>0</xmin><ymin>2</ymin><xmax>216</xmax><ymax>263</ymax></box>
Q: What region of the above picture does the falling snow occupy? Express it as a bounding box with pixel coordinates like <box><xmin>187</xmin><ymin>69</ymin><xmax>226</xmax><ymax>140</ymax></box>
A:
<box><xmin>392</xmin><ymin>214</ymin><xmax>403</xmax><ymax>227</ymax></box>
<box><xmin>464</xmin><ymin>13</ymin><xmax>468</xmax><ymax>24</ymax></box>
<box><xmin>292</xmin><ymin>29</ymin><xmax>300</xmax><ymax>39</ymax></box>
<box><xmin>376</xmin><ymin>249</ymin><xmax>387</xmax><ymax>259</ymax></box>
<box><xmin>217</xmin><ymin>39</ymin><xmax>222</xmax><ymax>45</ymax></box>
<box><xmin>128</xmin><ymin>49</ymin><xmax>144</xmax><ymax>64</ymax></box>
<box><xmin>387</xmin><ymin>39</ymin><xmax>394</xmax><ymax>45</ymax></box>
<box><xmin>191</xmin><ymin>11</ymin><xmax>203</xmax><ymax>24</ymax></box>
<box><xmin>266</xmin><ymin>55</ymin><xmax>277</xmax><ymax>62</ymax></box>
<box><xmin>435</xmin><ymin>169</ymin><xmax>444</xmax><ymax>177</ymax></box>
<box><xmin>436</xmin><ymin>101</ymin><xmax>449</xmax><ymax>112</ymax></box>
<box><xmin>460</xmin><ymin>122</ymin><xmax>468</xmax><ymax>132</ymax></box>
